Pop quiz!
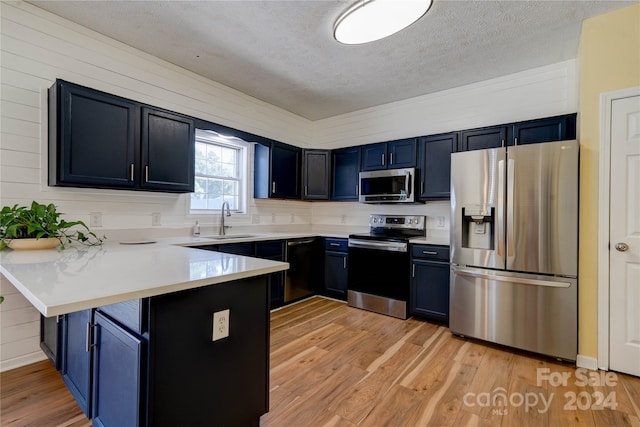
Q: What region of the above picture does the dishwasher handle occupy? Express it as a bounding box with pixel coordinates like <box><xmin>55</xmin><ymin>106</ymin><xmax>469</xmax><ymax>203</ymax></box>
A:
<box><xmin>287</xmin><ymin>239</ymin><xmax>316</xmax><ymax>247</ymax></box>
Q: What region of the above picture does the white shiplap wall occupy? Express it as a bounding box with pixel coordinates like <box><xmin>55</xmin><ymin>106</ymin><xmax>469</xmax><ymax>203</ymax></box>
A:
<box><xmin>0</xmin><ymin>1</ymin><xmax>578</xmax><ymax>371</ymax></box>
<box><xmin>0</xmin><ymin>1</ymin><xmax>313</xmax><ymax>371</ymax></box>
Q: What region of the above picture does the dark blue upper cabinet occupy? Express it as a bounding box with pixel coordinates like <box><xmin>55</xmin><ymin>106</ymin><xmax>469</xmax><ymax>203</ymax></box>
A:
<box><xmin>511</xmin><ymin>113</ymin><xmax>577</xmax><ymax>145</ymax></box>
<box><xmin>92</xmin><ymin>312</ymin><xmax>143</xmax><ymax>427</ymax></box>
<box><xmin>50</xmin><ymin>80</ymin><xmax>138</xmax><ymax>189</ymax></box>
<box><xmin>418</xmin><ymin>132</ymin><xmax>458</xmax><ymax>200</ymax></box>
<box><xmin>460</xmin><ymin>125</ymin><xmax>508</xmax><ymax>151</ymax></box>
<box><xmin>361</xmin><ymin>142</ymin><xmax>387</xmax><ymax>171</ymax></box>
<box><xmin>49</xmin><ymin>80</ymin><xmax>194</xmax><ymax>193</ymax></box>
<box><xmin>270</xmin><ymin>141</ymin><xmax>301</xmax><ymax>199</ymax></box>
<box><xmin>140</xmin><ymin>107</ymin><xmax>195</xmax><ymax>192</ymax></box>
<box><xmin>61</xmin><ymin>309</ymin><xmax>93</xmax><ymax>417</ymax></box>
<box><xmin>361</xmin><ymin>139</ymin><xmax>417</xmax><ymax>171</ymax></box>
<box><xmin>388</xmin><ymin>138</ymin><xmax>417</xmax><ymax>168</ymax></box>
<box><xmin>303</xmin><ymin>149</ymin><xmax>330</xmax><ymax>200</ymax></box>
<box><xmin>331</xmin><ymin>146</ymin><xmax>361</xmax><ymax>201</ymax></box>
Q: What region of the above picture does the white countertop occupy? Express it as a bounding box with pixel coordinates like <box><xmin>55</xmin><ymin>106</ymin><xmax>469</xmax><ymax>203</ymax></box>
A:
<box><xmin>0</xmin><ymin>231</ymin><xmax>448</xmax><ymax>317</ymax></box>
<box><xmin>0</xmin><ymin>240</ymin><xmax>289</xmax><ymax>317</ymax></box>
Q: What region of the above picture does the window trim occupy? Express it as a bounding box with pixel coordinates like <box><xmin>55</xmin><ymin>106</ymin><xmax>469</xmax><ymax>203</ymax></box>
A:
<box><xmin>190</xmin><ymin>130</ymin><xmax>248</xmax><ymax>214</ymax></box>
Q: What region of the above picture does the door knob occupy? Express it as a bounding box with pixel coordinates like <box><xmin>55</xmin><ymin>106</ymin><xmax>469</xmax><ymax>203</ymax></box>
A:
<box><xmin>615</xmin><ymin>242</ymin><xmax>629</xmax><ymax>252</ymax></box>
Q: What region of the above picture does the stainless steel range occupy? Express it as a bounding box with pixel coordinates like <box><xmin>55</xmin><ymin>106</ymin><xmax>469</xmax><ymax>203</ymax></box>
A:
<box><xmin>348</xmin><ymin>214</ymin><xmax>426</xmax><ymax>319</ymax></box>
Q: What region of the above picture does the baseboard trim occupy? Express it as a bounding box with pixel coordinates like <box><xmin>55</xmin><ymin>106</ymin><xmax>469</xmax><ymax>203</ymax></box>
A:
<box><xmin>0</xmin><ymin>351</ymin><xmax>47</xmax><ymax>373</ymax></box>
<box><xmin>576</xmin><ymin>354</ymin><xmax>599</xmax><ymax>371</ymax></box>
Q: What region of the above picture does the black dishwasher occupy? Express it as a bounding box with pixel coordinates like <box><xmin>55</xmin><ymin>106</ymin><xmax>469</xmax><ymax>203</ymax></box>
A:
<box><xmin>285</xmin><ymin>238</ymin><xmax>319</xmax><ymax>303</ymax></box>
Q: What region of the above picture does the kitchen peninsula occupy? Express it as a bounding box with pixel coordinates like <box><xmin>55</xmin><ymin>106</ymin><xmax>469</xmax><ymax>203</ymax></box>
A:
<box><xmin>0</xmin><ymin>240</ymin><xmax>289</xmax><ymax>426</ymax></box>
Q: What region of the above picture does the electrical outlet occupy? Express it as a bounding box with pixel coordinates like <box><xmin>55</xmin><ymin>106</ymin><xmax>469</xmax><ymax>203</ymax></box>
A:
<box><xmin>251</xmin><ymin>214</ymin><xmax>260</xmax><ymax>224</ymax></box>
<box><xmin>212</xmin><ymin>309</ymin><xmax>230</xmax><ymax>341</ymax></box>
<box><xmin>89</xmin><ymin>212</ymin><xmax>102</xmax><ymax>227</ymax></box>
<box><xmin>152</xmin><ymin>212</ymin><xmax>161</xmax><ymax>226</ymax></box>
<box><xmin>341</xmin><ymin>214</ymin><xmax>347</xmax><ymax>224</ymax></box>
<box><xmin>437</xmin><ymin>216</ymin><xmax>445</xmax><ymax>228</ymax></box>
<box><xmin>271</xmin><ymin>213</ymin><xmax>276</xmax><ymax>223</ymax></box>
<box><xmin>290</xmin><ymin>213</ymin><xmax>294</xmax><ymax>223</ymax></box>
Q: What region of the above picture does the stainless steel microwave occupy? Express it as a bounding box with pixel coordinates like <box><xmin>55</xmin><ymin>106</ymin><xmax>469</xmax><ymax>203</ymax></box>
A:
<box><xmin>359</xmin><ymin>168</ymin><xmax>416</xmax><ymax>203</ymax></box>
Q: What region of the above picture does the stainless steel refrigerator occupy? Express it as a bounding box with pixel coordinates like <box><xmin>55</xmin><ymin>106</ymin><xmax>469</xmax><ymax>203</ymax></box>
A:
<box><xmin>449</xmin><ymin>140</ymin><xmax>578</xmax><ymax>361</ymax></box>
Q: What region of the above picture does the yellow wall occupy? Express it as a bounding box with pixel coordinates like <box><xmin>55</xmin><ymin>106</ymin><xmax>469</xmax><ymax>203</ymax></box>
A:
<box><xmin>578</xmin><ymin>4</ymin><xmax>640</xmax><ymax>358</ymax></box>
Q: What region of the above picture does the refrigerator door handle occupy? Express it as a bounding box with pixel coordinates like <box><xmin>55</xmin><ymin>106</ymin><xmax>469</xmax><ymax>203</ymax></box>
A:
<box><xmin>497</xmin><ymin>159</ymin><xmax>505</xmax><ymax>257</ymax></box>
<box><xmin>452</xmin><ymin>267</ymin><xmax>571</xmax><ymax>288</ymax></box>
<box><xmin>506</xmin><ymin>158</ymin><xmax>515</xmax><ymax>260</ymax></box>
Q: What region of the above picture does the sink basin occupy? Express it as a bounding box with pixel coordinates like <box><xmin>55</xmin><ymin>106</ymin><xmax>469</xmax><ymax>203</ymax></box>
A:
<box><xmin>201</xmin><ymin>234</ymin><xmax>262</xmax><ymax>240</ymax></box>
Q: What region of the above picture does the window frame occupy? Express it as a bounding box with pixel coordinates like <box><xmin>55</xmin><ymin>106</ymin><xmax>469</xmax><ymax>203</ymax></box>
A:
<box><xmin>189</xmin><ymin>130</ymin><xmax>248</xmax><ymax>214</ymax></box>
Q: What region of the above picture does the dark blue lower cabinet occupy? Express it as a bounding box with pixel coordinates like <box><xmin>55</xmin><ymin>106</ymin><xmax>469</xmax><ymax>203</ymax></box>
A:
<box><xmin>92</xmin><ymin>312</ymin><xmax>143</xmax><ymax>427</ymax></box>
<box><xmin>55</xmin><ymin>276</ymin><xmax>271</xmax><ymax>426</ymax></box>
<box><xmin>61</xmin><ymin>309</ymin><xmax>93</xmax><ymax>417</ymax></box>
<box><xmin>324</xmin><ymin>251</ymin><xmax>348</xmax><ymax>300</ymax></box>
<box><xmin>410</xmin><ymin>259</ymin><xmax>450</xmax><ymax>323</ymax></box>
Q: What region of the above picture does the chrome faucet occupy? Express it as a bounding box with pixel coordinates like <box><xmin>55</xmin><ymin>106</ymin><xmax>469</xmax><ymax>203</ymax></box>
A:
<box><xmin>219</xmin><ymin>201</ymin><xmax>231</xmax><ymax>236</ymax></box>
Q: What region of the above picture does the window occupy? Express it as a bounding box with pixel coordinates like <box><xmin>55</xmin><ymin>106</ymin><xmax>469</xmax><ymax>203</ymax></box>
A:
<box><xmin>190</xmin><ymin>129</ymin><xmax>248</xmax><ymax>212</ymax></box>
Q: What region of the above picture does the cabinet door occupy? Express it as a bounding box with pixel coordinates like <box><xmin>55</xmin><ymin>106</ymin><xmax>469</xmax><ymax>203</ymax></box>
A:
<box><xmin>217</xmin><ymin>242</ymin><xmax>255</xmax><ymax>256</ymax></box>
<box><xmin>141</xmin><ymin>107</ymin><xmax>195</xmax><ymax>192</ymax></box>
<box><xmin>52</xmin><ymin>81</ymin><xmax>137</xmax><ymax>189</ymax></box>
<box><xmin>61</xmin><ymin>310</ymin><xmax>93</xmax><ymax>417</ymax></box>
<box><xmin>410</xmin><ymin>260</ymin><xmax>450</xmax><ymax>321</ymax></box>
<box><xmin>418</xmin><ymin>133</ymin><xmax>458</xmax><ymax>200</ymax></box>
<box><xmin>40</xmin><ymin>314</ymin><xmax>62</xmax><ymax>370</ymax></box>
<box><xmin>512</xmin><ymin>114</ymin><xmax>576</xmax><ymax>145</ymax></box>
<box><xmin>361</xmin><ymin>143</ymin><xmax>387</xmax><ymax>171</ymax></box>
<box><xmin>271</xmin><ymin>142</ymin><xmax>301</xmax><ymax>199</ymax></box>
<box><xmin>92</xmin><ymin>312</ymin><xmax>143</xmax><ymax>427</ymax></box>
<box><xmin>388</xmin><ymin>138</ymin><xmax>417</xmax><ymax>169</ymax></box>
<box><xmin>461</xmin><ymin>125</ymin><xmax>507</xmax><ymax>151</ymax></box>
<box><xmin>324</xmin><ymin>251</ymin><xmax>348</xmax><ymax>299</ymax></box>
<box><xmin>303</xmin><ymin>149</ymin><xmax>330</xmax><ymax>200</ymax></box>
<box><xmin>331</xmin><ymin>147</ymin><xmax>361</xmax><ymax>201</ymax></box>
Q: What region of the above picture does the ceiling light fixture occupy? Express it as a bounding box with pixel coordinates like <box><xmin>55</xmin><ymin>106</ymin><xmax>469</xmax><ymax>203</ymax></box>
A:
<box><xmin>334</xmin><ymin>0</ymin><xmax>433</xmax><ymax>45</ymax></box>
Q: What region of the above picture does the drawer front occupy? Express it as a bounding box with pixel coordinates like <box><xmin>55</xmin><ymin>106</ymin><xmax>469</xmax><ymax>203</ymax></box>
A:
<box><xmin>98</xmin><ymin>299</ymin><xmax>148</xmax><ymax>336</ymax></box>
<box><xmin>411</xmin><ymin>244</ymin><xmax>449</xmax><ymax>261</ymax></box>
<box><xmin>324</xmin><ymin>238</ymin><xmax>348</xmax><ymax>252</ymax></box>
<box><xmin>255</xmin><ymin>240</ymin><xmax>284</xmax><ymax>259</ymax></box>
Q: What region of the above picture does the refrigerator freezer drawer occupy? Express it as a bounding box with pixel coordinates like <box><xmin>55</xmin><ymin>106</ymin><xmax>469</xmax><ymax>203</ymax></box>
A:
<box><xmin>449</xmin><ymin>266</ymin><xmax>577</xmax><ymax>361</ymax></box>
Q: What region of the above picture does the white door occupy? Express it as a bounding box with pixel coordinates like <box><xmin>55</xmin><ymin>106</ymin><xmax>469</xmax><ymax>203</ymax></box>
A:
<box><xmin>609</xmin><ymin>94</ymin><xmax>640</xmax><ymax>377</ymax></box>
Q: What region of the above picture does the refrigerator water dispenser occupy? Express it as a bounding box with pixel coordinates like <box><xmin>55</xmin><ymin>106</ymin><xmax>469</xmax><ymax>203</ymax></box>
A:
<box><xmin>461</xmin><ymin>205</ymin><xmax>494</xmax><ymax>250</ymax></box>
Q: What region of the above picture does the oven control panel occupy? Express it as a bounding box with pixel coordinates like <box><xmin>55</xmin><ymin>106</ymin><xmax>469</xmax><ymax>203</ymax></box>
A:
<box><xmin>369</xmin><ymin>215</ymin><xmax>425</xmax><ymax>230</ymax></box>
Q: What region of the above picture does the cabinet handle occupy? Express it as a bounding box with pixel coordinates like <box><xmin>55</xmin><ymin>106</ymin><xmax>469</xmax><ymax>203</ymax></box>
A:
<box><xmin>329</xmin><ymin>243</ymin><xmax>341</xmax><ymax>247</ymax></box>
<box><xmin>305</xmin><ymin>185</ymin><xmax>308</xmax><ymax>196</ymax></box>
<box><xmin>355</xmin><ymin>184</ymin><xmax>359</xmax><ymax>195</ymax></box>
<box><xmin>412</xmin><ymin>263</ymin><xmax>416</xmax><ymax>278</ymax></box>
<box><xmin>130</xmin><ymin>164</ymin><xmax>134</xmax><ymax>181</ymax></box>
<box><xmin>85</xmin><ymin>322</ymin><xmax>93</xmax><ymax>352</ymax></box>
<box><xmin>422</xmin><ymin>251</ymin><xmax>438</xmax><ymax>255</ymax></box>
<box><xmin>421</xmin><ymin>181</ymin><xmax>424</xmax><ymax>194</ymax></box>
<box><xmin>514</xmin><ymin>137</ymin><xmax>519</xmax><ymax>145</ymax></box>
<box><xmin>381</xmin><ymin>153</ymin><xmax>385</xmax><ymax>166</ymax></box>
<box><xmin>272</xmin><ymin>181</ymin><xmax>276</xmax><ymax>194</ymax></box>
<box><xmin>501</xmin><ymin>139</ymin><xmax>505</xmax><ymax>147</ymax></box>
<box><xmin>343</xmin><ymin>257</ymin><xmax>347</xmax><ymax>269</ymax></box>
<box><xmin>145</xmin><ymin>166</ymin><xmax>149</xmax><ymax>182</ymax></box>
<box><xmin>390</xmin><ymin>152</ymin><xmax>394</xmax><ymax>165</ymax></box>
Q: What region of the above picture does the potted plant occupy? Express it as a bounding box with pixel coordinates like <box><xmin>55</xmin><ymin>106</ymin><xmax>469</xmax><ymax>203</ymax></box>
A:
<box><xmin>0</xmin><ymin>201</ymin><xmax>105</xmax><ymax>250</ymax></box>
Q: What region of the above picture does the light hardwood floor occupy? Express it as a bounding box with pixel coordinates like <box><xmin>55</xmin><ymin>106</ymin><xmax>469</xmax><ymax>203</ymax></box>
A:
<box><xmin>2</xmin><ymin>296</ymin><xmax>639</xmax><ymax>426</ymax></box>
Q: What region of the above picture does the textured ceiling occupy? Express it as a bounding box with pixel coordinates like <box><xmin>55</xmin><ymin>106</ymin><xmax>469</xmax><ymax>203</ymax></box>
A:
<box><xmin>28</xmin><ymin>0</ymin><xmax>635</xmax><ymax>120</ymax></box>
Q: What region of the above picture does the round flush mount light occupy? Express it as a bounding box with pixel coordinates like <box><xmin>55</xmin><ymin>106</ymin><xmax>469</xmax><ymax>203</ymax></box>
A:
<box><xmin>334</xmin><ymin>0</ymin><xmax>433</xmax><ymax>45</ymax></box>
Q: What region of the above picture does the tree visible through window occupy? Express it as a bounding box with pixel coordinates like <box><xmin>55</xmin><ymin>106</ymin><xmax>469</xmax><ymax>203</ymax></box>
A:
<box><xmin>191</xmin><ymin>130</ymin><xmax>246</xmax><ymax>212</ymax></box>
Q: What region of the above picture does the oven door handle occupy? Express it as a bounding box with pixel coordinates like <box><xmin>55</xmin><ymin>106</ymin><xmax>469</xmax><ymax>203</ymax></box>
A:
<box><xmin>348</xmin><ymin>239</ymin><xmax>407</xmax><ymax>252</ymax></box>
